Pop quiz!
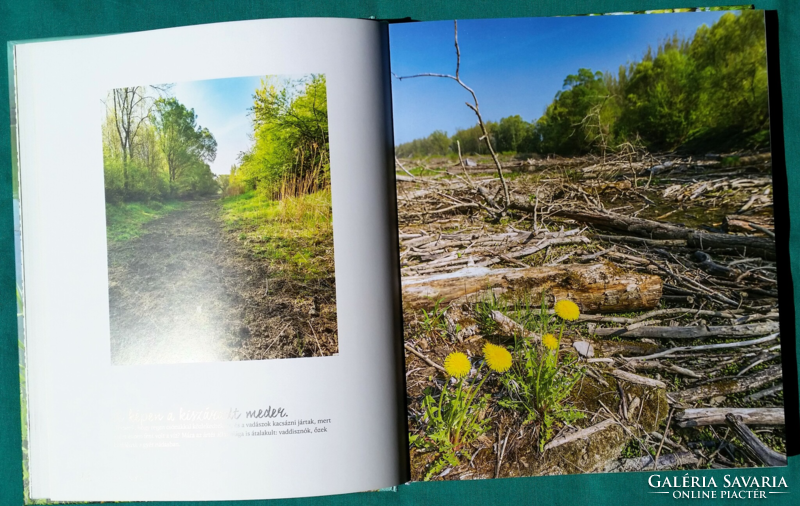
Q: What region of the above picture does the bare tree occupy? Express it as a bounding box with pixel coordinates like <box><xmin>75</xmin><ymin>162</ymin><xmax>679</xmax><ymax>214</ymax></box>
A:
<box><xmin>106</xmin><ymin>84</ymin><xmax>172</xmax><ymax>190</ymax></box>
<box><xmin>394</xmin><ymin>20</ymin><xmax>510</xmax><ymax>214</ymax></box>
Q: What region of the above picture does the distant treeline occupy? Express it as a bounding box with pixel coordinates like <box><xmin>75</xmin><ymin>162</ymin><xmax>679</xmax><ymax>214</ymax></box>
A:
<box><xmin>396</xmin><ymin>11</ymin><xmax>768</xmax><ymax>158</ymax></box>
<box><xmin>103</xmin><ymin>88</ymin><xmax>218</xmax><ymax>203</ymax></box>
<box><xmin>223</xmin><ymin>74</ymin><xmax>329</xmax><ymax>199</ymax></box>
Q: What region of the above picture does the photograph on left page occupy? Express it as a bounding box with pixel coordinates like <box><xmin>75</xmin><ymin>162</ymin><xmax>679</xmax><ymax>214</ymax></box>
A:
<box><xmin>103</xmin><ymin>74</ymin><xmax>338</xmax><ymax>365</ymax></box>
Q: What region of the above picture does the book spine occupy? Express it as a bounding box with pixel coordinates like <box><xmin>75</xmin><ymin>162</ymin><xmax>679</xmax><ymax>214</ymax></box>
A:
<box><xmin>8</xmin><ymin>42</ymin><xmax>34</xmax><ymax>505</ymax></box>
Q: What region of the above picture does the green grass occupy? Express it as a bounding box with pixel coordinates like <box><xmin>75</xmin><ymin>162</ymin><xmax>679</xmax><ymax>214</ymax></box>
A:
<box><xmin>105</xmin><ymin>200</ymin><xmax>186</xmax><ymax>243</ymax></box>
<box><xmin>221</xmin><ymin>189</ymin><xmax>334</xmax><ymax>283</ymax></box>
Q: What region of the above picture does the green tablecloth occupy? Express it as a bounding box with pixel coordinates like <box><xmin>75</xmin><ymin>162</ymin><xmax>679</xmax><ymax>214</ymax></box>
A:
<box><xmin>1</xmin><ymin>1</ymin><xmax>798</xmax><ymax>504</ymax></box>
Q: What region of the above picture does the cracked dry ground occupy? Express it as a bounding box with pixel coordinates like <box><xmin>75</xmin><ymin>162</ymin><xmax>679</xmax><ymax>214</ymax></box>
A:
<box><xmin>107</xmin><ymin>198</ymin><xmax>338</xmax><ymax>365</ymax></box>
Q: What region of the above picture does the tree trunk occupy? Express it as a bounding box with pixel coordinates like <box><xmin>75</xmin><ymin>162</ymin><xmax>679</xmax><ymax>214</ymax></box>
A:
<box><xmin>401</xmin><ymin>263</ymin><xmax>662</xmax><ymax>313</ymax></box>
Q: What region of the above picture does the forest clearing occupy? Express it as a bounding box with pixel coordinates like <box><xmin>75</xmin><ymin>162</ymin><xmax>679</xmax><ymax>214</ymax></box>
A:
<box><xmin>391</xmin><ymin>10</ymin><xmax>784</xmax><ymax>480</ymax></box>
<box><xmin>398</xmin><ymin>150</ymin><xmax>784</xmax><ymax>480</ymax></box>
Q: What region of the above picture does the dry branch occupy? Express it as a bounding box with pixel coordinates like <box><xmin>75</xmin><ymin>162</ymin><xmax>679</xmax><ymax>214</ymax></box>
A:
<box><xmin>626</xmin><ymin>333</ymin><xmax>779</xmax><ymax>362</ymax></box>
<box><xmin>604</xmin><ymin>451</ymin><xmax>699</xmax><ymax>472</ymax></box>
<box><xmin>673</xmin><ymin>365</ymin><xmax>782</xmax><ymax>403</ymax></box>
<box><xmin>404</xmin><ymin>343</ymin><xmax>446</xmax><ymax>373</ymax></box>
<box><xmin>675</xmin><ymin>408</ymin><xmax>784</xmax><ymax>427</ymax></box>
<box><xmin>609</xmin><ymin>368</ymin><xmax>667</xmax><ymax>389</ymax></box>
<box><xmin>542</xmin><ymin>207</ymin><xmax>776</xmax><ymax>260</ymax></box>
<box><xmin>490</xmin><ymin>311</ymin><xmax>538</xmax><ymax>340</ymax></box>
<box><xmin>543</xmin><ymin>418</ymin><xmax>617</xmax><ymax>451</ymax></box>
<box><xmin>725</xmin><ymin>414</ymin><xmax>787</xmax><ymax>467</ymax></box>
<box><xmin>594</xmin><ymin>321</ymin><xmax>779</xmax><ymax>340</ymax></box>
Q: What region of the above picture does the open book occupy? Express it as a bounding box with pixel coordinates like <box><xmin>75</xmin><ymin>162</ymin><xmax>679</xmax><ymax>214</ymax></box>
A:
<box><xmin>11</xmin><ymin>9</ymin><xmax>791</xmax><ymax>503</ymax></box>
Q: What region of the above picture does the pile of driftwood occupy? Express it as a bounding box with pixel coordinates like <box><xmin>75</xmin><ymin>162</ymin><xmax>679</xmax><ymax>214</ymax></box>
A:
<box><xmin>399</xmin><ymin>151</ymin><xmax>784</xmax><ymax>478</ymax></box>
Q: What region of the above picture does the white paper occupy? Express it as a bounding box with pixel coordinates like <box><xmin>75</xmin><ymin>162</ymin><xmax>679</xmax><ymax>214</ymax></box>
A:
<box><xmin>15</xmin><ymin>17</ymin><xmax>404</xmax><ymax>501</ymax></box>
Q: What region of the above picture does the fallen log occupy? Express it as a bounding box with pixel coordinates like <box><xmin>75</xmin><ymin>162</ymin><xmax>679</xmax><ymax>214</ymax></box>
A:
<box><xmin>725</xmin><ymin>414</ymin><xmax>787</xmax><ymax>467</ymax></box>
<box><xmin>542</xmin><ymin>208</ymin><xmax>775</xmax><ymax>260</ymax></box>
<box><xmin>673</xmin><ymin>365</ymin><xmax>782</xmax><ymax>403</ymax></box>
<box><xmin>401</xmin><ymin>263</ymin><xmax>662</xmax><ymax>312</ymax></box>
<box><xmin>675</xmin><ymin>408</ymin><xmax>784</xmax><ymax>427</ymax></box>
<box><xmin>594</xmin><ymin>321</ymin><xmax>779</xmax><ymax>340</ymax></box>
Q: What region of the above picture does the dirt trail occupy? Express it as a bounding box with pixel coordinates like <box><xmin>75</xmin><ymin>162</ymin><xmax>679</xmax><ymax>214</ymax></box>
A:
<box><xmin>108</xmin><ymin>199</ymin><xmax>241</xmax><ymax>365</ymax></box>
<box><xmin>108</xmin><ymin>198</ymin><xmax>338</xmax><ymax>365</ymax></box>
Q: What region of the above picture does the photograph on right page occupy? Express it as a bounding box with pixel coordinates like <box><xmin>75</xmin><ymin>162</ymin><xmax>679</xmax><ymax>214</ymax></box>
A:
<box><xmin>390</xmin><ymin>9</ymin><xmax>786</xmax><ymax>481</ymax></box>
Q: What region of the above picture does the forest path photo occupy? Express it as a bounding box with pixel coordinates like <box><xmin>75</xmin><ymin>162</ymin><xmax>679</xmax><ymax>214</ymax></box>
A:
<box><xmin>108</xmin><ymin>198</ymin><xmax>336</xmax><ymax>365</ymax></box>
<box><xmin>102</xmin><ymin>73</ymin><xmax>337</xmax><ymax>365</ymax></box>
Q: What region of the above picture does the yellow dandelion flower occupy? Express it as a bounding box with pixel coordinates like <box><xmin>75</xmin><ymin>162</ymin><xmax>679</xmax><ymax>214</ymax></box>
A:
<box><xmin>542</xmin><ymin>333</ymin><xmax>558</xmax><ymax>351</ymax></box>
<box><xmin>444</xmin><ymin>352</ymin><xmax>471</xmax><ymax>378</ymax></box>
<box><xmin>554</xmin><ymin>299</ymin><xmax>580</xmax><ymax>321</ymax></box>
<box><xmin>483</xmin><ymin>343</ymin><xmax>512</xmax><ymax>373</ymax></box>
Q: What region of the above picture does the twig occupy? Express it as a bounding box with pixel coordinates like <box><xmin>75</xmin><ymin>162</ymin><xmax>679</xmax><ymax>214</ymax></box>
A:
<box><xmin>404</xmin><ymin>343</ymin><xmax>446</xmax><ymax>373</ymax></box>
<box><xmin>625</xmin><ymin>333</ymin><xmax>779</xmax><ymax>362</ymax></box>
<box><xmin>395</xmin><ymin>156</ymin><xmax>415</xmax><ymax>178</ymax></box>
<box><xmin>651</xmin><ymin>408</ymin><xmax>673</xmax><ymax>470</ymax></box>
<box><xmin>394</xmin><ymin>20</ymin><xmax>510</xmax><ymax>212</ymax></box>
<box><xmin>308</xmin><ymin>321</ymin><xmax>322</xmax><ymax>356</ymax></box>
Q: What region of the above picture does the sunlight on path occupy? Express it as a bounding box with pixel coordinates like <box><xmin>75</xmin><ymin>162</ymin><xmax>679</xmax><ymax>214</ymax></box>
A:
<box><xmin>108</xmin><ymin>199</ymin><xmax>239</xmax><ymax>365</ymax></box>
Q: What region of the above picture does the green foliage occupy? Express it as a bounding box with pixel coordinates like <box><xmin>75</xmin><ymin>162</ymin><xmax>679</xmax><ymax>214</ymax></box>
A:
<box><xmin>103</xmin><ymin>90</ymin><xmax>219</xmax><ymax>202</ymax></box>
<box><xmin>395</xmin><ymin>130</ymin><xmax>452</xmax><ymax>157</ymax></box>
<box><xmin>450</xmin><ymin>123</ymin><xmax>495</xmax><ymax>155</ymax></box>
<box><xmin>537</xmin><ymin>69</ymin><xmax>615</xmax><ymax>155</ymax></box>
<box><xmin>221</xmin><ymin>189</ymin><xmax>333</xmax><ymax>284</ymax></box>
<box><xmin>542</xmin><ymin>10</ymin><xmax>769</xmax><ymax>154</ymax></box>
<box><xmin>495</xmin><ymin>114</ymin><xmax>538</xmax><ymax>153</ymax></box>
<box><xmin>499</xmin><ymin>297</ymin><xmax>586</xmax><ymax>450</ymax></box>
<box><xmin>152</xmin><ymin>97</ymin><xmax>218</xmax><ymax>190</ymax></box>
<box><xmin>412</xmin><ymin>375</ymin><xmax>491</xmax><ymax>480</ymax></box>
<box><xmin>105</xmin><ymin>200</ymin><xmax>186</xmax><ymax>243</ymax></box>
<box><xmin>235</xmin><ymin>75</ymin><xmax>329</xmax><ymax>198</ymax></box>
<box><xmin>398</xmin><ymin>11</ymin><xmax>769</xmax><ymax>158</ymax></box>
<box><xmin>419</xmin><ymin>299</ymin><xmax>448</xmax><ymax>338</ymax></box>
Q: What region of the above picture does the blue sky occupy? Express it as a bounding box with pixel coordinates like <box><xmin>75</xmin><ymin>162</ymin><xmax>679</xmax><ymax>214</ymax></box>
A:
<box><xmin>172</xmin><ymin>75</ymin><xmax>263</xmax><ymax>175</ymax></box>
<box><xmin>389</xmin><ymin>11</ymin><xmax>732</xmax><ymax>145</ymax></box>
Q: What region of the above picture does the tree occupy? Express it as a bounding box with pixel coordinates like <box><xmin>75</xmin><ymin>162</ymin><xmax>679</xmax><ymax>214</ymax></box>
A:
<box><xmin>107</xmin><ymin>85</ymin><xmax>171</xmax><ymax>191</ymax></box>
<box><xmin>239</xmin><ymin>75</ymin><xmax>330</xmax><ymax>197</ymax></box>
<box><xmin>536</xmin><ymin>69</ymin><xmax>611</xmax><ymax>155</ymax></box>
<box><xmin>495</xmin><ymin>115</ymin><xmax>532</xmax><ymax>153</ymax></box>
<box><xmin>152</xmin><ymin>98</ymin><xmax>217</xmax><ymax>186</ymax></box>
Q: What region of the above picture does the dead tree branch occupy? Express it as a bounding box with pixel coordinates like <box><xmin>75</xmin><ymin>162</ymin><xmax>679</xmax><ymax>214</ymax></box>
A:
<box><xmin>394</xmin><ymin>20</ymin><xmax>511</xmax><ymax>213</ymax></box>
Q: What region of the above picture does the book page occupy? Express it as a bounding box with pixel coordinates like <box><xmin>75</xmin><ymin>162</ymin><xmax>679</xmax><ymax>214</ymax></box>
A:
<box><xmin>390</xmin><ymin>10</ymin><xmax>788</xmax><ymax>482</ymax></box>
<box><xmin>15</xmin><ymin>17</ymin><xmax>405</xmax><ymax>501</ymax></box>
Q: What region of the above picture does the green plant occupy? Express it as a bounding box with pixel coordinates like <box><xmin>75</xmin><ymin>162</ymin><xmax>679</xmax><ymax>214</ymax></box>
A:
<box><xmin>419</xmin><ymin>299</ymin><xmax>448</xmax><ymax>338</ymax></box>
<box><xmin>721</xmin><ymin>155</ymin><xmax>741</xmax><ymax>167</ymax></box>
<box><xmin>500</xmin><ymin>296</ymin><xmax>586</xmax><ymax>450</ymax></box>
<box><xmin>412</xmin><ymin>344</ymin><xmax>512</xmax><ymax>480</ymax></box>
